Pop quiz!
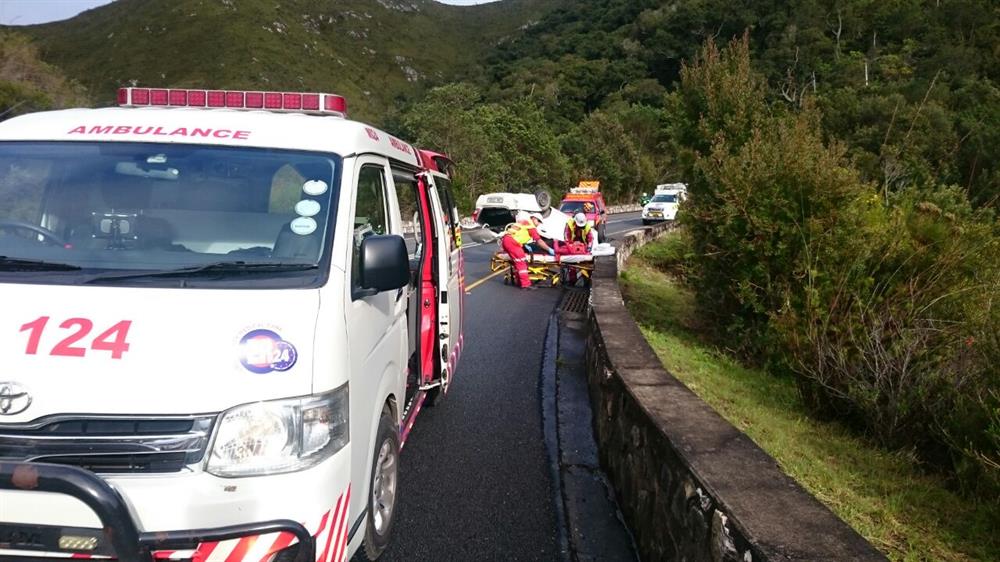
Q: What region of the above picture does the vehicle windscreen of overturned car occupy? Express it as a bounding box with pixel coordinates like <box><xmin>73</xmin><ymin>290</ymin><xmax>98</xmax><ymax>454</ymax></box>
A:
<box><xmin>477</xmin><ymin>207</ymin><xmax>516</xmax><ymax>231</ymax></box>
<box><xmin>0</xmin><ymin>142</ymin><xmax>340</xmax><ymax>287</ymax></box>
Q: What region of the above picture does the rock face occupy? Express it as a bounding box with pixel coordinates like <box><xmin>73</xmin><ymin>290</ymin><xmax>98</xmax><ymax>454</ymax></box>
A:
<box><xmin>586</xmin><ymin>223</ymin><xmax>887</xmax><ymax>562</ymax></box>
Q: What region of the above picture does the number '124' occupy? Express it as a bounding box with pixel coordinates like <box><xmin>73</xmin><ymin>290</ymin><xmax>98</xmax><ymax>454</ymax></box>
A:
<box><xmin>19</xmin><ymin>316</ymin><xmax>133</xmax><ymax>359</ymax></box>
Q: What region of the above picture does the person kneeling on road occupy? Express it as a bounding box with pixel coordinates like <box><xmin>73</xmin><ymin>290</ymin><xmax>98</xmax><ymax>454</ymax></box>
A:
<box><xmin>501</xmin><ymin>211</ymin><xmax>553</xmax><ymax>290</ymax></box>
<box><xmin>564</xmin><ymin>212</ymin><xmax>595</xmax><ymax>251</ymax></box>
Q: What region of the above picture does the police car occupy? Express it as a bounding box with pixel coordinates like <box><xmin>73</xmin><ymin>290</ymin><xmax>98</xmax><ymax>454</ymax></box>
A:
<box><xmin>0</xmin><ymin>88</ymin><xmax>464</xmax><ymax>562</ymax></box>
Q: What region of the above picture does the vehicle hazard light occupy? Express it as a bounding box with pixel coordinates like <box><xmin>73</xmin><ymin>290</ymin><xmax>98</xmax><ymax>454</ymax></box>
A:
<box><xmin>118</xmin><ymin>87</ymin><xmax>348</xmax><ymax>117</ymax></box>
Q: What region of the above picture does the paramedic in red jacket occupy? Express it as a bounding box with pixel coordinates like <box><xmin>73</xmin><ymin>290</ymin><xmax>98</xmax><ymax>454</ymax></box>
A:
<box><xmin>501</xmin><ymin>211</ymin><xmax>553</xmax><ymax>289</ymax></box>
<box><xmin>565</xmin><ymin>212</ymin><xmax>595</xmax><ymax>250</ymax></box>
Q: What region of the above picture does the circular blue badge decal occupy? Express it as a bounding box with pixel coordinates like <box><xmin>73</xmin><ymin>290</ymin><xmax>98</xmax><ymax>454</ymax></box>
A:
<box><xmin>239</xmin><ymin>329</ymin><xmax>298</xmax><ymax>373</ymax></box>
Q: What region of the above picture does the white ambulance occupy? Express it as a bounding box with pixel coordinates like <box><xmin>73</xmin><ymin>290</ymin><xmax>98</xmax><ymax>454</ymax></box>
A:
<box><xmin>0</xmin><ymin>88</ymin><xmax>465</xmax><ymax>562</ymax></box>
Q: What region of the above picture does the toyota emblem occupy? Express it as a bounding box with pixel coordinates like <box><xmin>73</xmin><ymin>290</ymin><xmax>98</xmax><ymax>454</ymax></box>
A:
<box><xmin>0</xmin><ymin>382</ymin><xmax>32</xmax><ymax>416</ymax></box>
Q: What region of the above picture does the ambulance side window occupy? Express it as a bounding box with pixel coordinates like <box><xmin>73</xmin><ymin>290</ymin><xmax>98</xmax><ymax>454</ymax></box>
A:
<box><xmin>393</xmin><ymin>175</ymin><xmax>421</xmax><ymax>260</ymax></box>
<box><xmin>352</xmin><ymin>165</ymin><xmax>388</xmax><ymax>288</ymax></box>
<box><xmin>436</xmin><ymin>178</ymin><xmax>460</xmax><ymax>250</ymax></box>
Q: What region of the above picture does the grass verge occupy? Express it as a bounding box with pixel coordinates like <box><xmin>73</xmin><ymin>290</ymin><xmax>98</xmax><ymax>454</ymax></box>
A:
<box><xmin>620</xmin><ymin>234</ymin><xmax>1000</xmax><ymax>562</ymax></box>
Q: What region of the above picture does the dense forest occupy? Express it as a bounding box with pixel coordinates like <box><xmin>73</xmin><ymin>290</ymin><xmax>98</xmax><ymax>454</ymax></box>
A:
<box><xmin>396</xmin><ymin>0</ymin><xmax>999</xmax><ymax>212</ymax></box>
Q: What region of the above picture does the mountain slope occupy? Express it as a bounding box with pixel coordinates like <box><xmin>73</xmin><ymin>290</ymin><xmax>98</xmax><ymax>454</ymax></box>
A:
<box><xmin>18</xmin><ymin>0</ymin><xmax>564</xmax><ymax>122</ymax></box>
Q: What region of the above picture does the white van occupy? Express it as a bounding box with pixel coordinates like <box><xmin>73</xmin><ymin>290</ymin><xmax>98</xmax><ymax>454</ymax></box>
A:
<box><xmin>0</xmin><ymin>88</ymin><xmax>464</xmax><ymax>562</ymax></box>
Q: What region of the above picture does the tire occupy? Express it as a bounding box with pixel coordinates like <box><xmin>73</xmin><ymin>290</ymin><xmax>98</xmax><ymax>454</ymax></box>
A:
<box><xmin>361</xmin><ymin>407</ymin><xmax>400</xmax><ymax>561</ymax></box>
<box><xmin>642</xmin><ymin>219</ymin><xmax>650</xmax><ymax>225</ymax></box>
<box><xmin>598</xmin><ymin>223</ymin><xmax>607</xmax><ymax>241</ymax></box>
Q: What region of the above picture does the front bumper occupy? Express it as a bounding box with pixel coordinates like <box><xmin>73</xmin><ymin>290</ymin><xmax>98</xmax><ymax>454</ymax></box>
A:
<box><xmin>642</xmin><ymin>210</ymin><xmax>676</xmax><ymax>221</ymax></box>
<box><xmin>0</xmin><ymin>462</ymin><xmax>321</xmax><ymax>561</ymax></box>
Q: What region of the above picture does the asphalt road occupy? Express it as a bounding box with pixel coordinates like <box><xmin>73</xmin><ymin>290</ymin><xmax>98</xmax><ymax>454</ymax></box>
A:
<box><xmin>379</xmin><ymin>212</ymin><xmax>643</xmax><ymax>561</ymax></box>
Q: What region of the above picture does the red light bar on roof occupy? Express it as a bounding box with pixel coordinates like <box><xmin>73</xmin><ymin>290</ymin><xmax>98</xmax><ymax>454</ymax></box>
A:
<box><xmin>117</xmin><ymin>88</ymin><xmax>348</xmax><ymax>117</ymax></box>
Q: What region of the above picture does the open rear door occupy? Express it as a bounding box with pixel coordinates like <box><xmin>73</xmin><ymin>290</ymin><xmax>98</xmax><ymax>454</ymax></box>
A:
<box><xmin>423</xmin><ymin>171</ymin><xmax>463</xmax><ymax>398</ymax></box>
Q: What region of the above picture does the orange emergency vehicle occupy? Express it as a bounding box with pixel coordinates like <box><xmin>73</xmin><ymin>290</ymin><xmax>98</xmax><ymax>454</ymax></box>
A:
<box><xmin>558</xmin><ymin>181</ymin><xmax>607</xmax><ymax>241</ymax></box>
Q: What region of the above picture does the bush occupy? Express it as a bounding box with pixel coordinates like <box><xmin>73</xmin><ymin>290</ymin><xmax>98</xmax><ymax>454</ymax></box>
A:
<box><xmin>674</xmin><ymin>35</ymin><xmax>1000</xmax><ymax>497</ymax></box>
<box><xmin>781</xmin><ymin>187</ymin><xmax>1000</xmax><ymax>495</ymax></box>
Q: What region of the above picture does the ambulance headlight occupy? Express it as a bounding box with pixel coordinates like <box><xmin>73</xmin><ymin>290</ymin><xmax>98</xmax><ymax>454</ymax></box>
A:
<box><xmin>206</xmin><ymin>386</ymin><xmax>349</xmax><ymax>477</ymax></box>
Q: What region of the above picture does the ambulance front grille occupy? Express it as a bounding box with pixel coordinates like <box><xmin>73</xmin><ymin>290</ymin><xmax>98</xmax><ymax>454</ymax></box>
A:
<box><xmin>0</xmin><ymin>414</ymin><xmax>216</xmax><ymax>474</ymax></box>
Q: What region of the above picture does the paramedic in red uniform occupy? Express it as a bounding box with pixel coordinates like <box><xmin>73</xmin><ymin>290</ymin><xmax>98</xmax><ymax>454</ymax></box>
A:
<box><xmin>564</xmin><ymin>212</ymin><xmax>595</xmax><ymax>251</ymax></box>
<box><xmin>562</xmin><ymin>212</ymin><xmax>595</xmax><ymax>285</ymax></box>
<box><xmin>501</xmin><ymin>211</ymin><xmax>553</xmax><ymax>290</ymax></box>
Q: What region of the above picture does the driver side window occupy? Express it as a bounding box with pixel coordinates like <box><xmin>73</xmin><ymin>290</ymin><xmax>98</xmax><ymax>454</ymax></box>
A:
<box><xmin>351</xmin><ymin>165</ymin><xmax>388</xmax><ymax>289</ymax></box>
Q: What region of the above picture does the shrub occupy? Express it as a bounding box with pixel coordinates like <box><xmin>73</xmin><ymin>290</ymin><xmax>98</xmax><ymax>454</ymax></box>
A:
<box><xmin>674</xmin><ymin>35</ymin><xmax>1000</xmax><ymax>497</ymax></box>
<box><xmin>0</xmin><ymin>31</ymin><xmax>88</xmax><ymax>117</ymax></box>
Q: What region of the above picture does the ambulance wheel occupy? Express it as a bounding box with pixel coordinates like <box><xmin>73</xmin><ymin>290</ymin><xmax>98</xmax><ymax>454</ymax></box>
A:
<box><xmin>362</xmin><ymin>408</ymin><xmax>399</xmax><ymax>561</ymax></box>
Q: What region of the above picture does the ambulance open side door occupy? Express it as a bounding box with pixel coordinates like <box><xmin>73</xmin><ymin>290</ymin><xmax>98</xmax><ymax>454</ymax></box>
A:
<box><xmin>422</xmin><ymin>171</ymin><xmax>463</xmax><ymax>398</ymax></box>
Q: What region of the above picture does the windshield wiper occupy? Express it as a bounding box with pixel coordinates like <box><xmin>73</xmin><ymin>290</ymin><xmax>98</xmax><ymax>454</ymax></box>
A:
<box><xmin>83</xmin><ymin>261</ymin><xmax>319</xmax><ymax>284</ymax></box>
<box><xmin>0</xmin><ymin>256</ymin><xmax>82</xmax><ymax>271</ymax></box>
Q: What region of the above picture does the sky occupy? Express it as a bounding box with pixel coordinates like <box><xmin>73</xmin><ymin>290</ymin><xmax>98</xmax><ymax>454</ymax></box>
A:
<box><xmin>0</xmin><ymin>0</ymin><xmax>492</xmax><ymax>26</ymax></box>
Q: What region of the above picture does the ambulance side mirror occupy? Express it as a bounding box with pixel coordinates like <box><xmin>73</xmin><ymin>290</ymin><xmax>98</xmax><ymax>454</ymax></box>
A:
<box><xmin>357</xmin><ymin>234</ymin><xmax>409</xmax><ymax>298</ymax></box>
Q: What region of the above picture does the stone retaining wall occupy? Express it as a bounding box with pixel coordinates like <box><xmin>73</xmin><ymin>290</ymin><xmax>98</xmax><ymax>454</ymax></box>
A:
<box><xmin>587</xmin><ymin>224</ymin><xmax>886</xmax><ymax>562</ymax></box>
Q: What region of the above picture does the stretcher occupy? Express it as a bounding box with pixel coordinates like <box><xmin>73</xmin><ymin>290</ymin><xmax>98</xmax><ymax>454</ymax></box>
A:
<box><xmin>490</xmin><ymin>252</ymin><xmax>595</xmax><ymax>287</ymax></box>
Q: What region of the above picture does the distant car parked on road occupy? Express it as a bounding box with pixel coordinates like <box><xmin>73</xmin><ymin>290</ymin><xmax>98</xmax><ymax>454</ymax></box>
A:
<box><xmin>642</xmin><ymin>183</ymin><xmax>687</xmax><ymax>224</ymax></box>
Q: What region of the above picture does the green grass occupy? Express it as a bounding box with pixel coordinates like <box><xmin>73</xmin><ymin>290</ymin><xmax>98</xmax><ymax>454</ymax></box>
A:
<box><xmin>621</xmin><ymin>235</ymin><xmax>1000</xmax><ymax>562</ymax></box>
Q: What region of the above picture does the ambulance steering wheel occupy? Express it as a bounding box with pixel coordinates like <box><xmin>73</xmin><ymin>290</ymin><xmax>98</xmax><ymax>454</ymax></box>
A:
<box><xmin>0</xmin><ymin>220</ymin><xmax>68</xmax><ymax>247</ymax></box>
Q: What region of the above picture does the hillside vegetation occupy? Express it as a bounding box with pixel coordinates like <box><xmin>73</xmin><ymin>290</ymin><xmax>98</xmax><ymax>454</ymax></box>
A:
<box><xmin>400</xmin><ymin>0</ymin><xmax>1000</xmax><ymax>210</ymax></box>
<box><xmin>0</xmin><ymin>31</ymin><xmax>88</xmax><ymax>118</ymax></box>
<box><xmin>17</xmin><ymin>0</ymin><xmax>564</xmax><ymax>122</ymax></box>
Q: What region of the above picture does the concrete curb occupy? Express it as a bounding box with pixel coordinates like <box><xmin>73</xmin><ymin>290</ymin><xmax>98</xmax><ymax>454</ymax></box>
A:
<box><xmin>586</xmin><ymin>224</ymin><xmax>887</xmax><ymax>562</ymax></box>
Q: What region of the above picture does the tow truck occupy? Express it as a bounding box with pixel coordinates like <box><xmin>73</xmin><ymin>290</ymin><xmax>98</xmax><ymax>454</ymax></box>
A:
<box><xmin>0</xmin><ymin>87</ymin><xmax>464</xmax><ymax>562</ymax></box>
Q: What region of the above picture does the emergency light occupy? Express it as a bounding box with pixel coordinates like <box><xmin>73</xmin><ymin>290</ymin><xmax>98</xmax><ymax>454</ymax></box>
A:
<box><xmin>117</xmin><ymin>87</ymin><xmax>348</xmax><ymax>117</ymax></box>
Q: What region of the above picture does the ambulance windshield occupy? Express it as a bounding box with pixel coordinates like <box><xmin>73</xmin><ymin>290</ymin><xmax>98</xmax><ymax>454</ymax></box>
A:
<box><xmin>0</xmin><ymin>142</ymin><xmax>339</xmax><ymax>287</ymax></box>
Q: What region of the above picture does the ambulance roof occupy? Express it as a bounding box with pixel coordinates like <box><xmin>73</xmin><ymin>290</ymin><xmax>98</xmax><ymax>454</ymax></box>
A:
<box><xmin>0</xmin><ymin>107</ymin><xmax>421</xmax><ymax>167</ymax></box>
